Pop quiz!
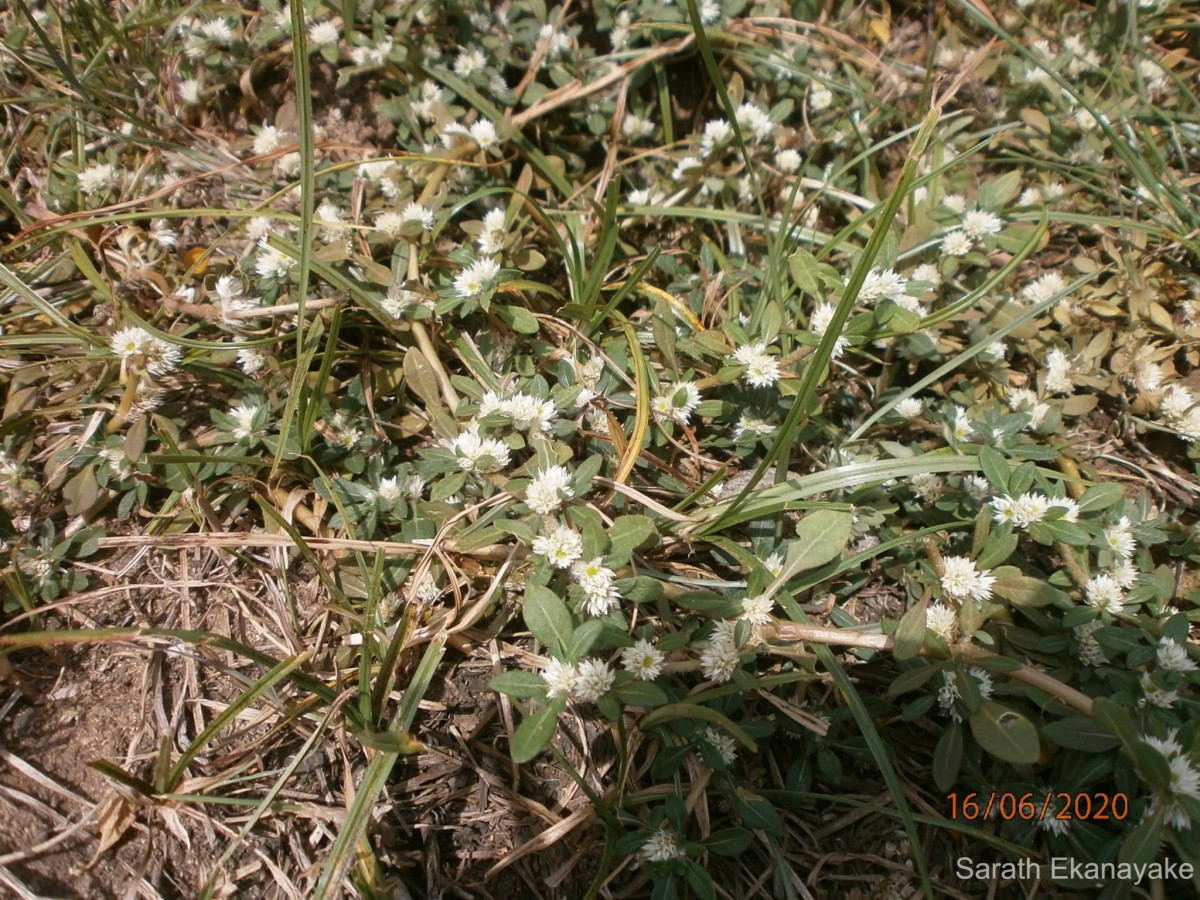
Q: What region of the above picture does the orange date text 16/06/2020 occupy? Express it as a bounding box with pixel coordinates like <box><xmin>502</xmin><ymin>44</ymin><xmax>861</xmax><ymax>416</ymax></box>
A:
<box><xmin>946</xmin><ymin>791</ymin><xmax>1130</xmax><ymax>822</ymax></box>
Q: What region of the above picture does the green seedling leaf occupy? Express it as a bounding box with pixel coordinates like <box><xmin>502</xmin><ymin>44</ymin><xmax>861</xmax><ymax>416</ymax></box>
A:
<box><xmin>1118</xmin><ymin>809</ymin><xmax>1163</xmax><ymax>868</ymax></box>
<box><xmin>767</xmin><ymin>508</ymin><xmax>852</xmax><ymax>598</ymax></box>
<box><xmin>613</xmin><ymin>679</ymin><xmax>668</xmax><ymax>708</ymax></box>
<box><xmin>489</xmin><ymin>670</ymin><xmax>549</xmax><ymax>700</ymax></box>
<box><xmin>702</xmin><ymin>828</ymin><xmax>753</xmax><ymax>856</ymax></box>
<box><xmin>565</xmin><ymin>619</ymin><xmax>603</xmax><ymax>663</ymax></box>
<box><xmin>1076</xmin><ymin>482</ymin><xmax>1126</xmax><ymax>513</ymax></box>
<box><xmin>522</xmin><ymin>584</ymin><xmax>573</xmax><ymax>658</ymax></box>
<box><xmin>893</xmin><ymin>598</ymin><xmax>927</xmax><ymax>661</ymax></box>
<box><xmin>641</xmin><ymin>703</ymin><xmax>758</xmax><ymax>752</ymax></box>
<box><xmin>991</xmin><ymin>574</ymin><xmax>1068</xmax><ymax>608</ymax></box>
<box><xmin>606</xmin><ymin>514</ymin><xmax>659</xmax><ymax>565</ymax></box>
<box><xmin>977</xmin><ymin>446</ymin><xmax>1010</xmax><ymax>494</ymax></box>
<box><xmin>933</xmin><ymin>723</ymin><xmax>963</xmax><ymax>792</ymax></box>
<box><xmin>511</xmin><ymin>699</ymin><xmax>565</xmax><ymax>763</ymax></box>
<box><xmin>1041</xmin><ymin>717</ymin><xmax>1119</xmax><ymax>752</ymax></box>
<box><xmin>968</xmin><ymin>700</ymin><xmax>1039</xmax><ymax>764</ymax></box>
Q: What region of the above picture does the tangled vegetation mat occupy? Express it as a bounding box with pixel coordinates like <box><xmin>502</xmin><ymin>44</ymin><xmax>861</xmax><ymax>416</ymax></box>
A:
<box><xmin>2</xmin><ymin>0</ymin><xmax>1200</xmax><ymax>897</ymax></box>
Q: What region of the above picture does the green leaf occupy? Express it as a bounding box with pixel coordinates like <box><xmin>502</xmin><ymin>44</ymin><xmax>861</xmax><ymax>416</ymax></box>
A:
<box><xmin>497</xmin><ymin>304</ymin><xmax>540</xmax><ymax>334</ymax></box>
<box><xmin>565</xmin><ymin>619</ymin><xmax>603</xmax><ymax>663</ymax></box>
<box><xmin>489</xmin><ymin>670</ymin><xmax>548</xmax><ymax>700</ymax></box>
<box><xmin>702</xmin><ymin>828</ymin><xmax>753</xmax><ymax>857</ymax></box>
<box><xmin>1041</xmin><ymin>717</ymin><xmax>1119</xmax><ymax>752</ymax></box>
<box><xmin>522</xmin><ymin>584</ymin><xmax>573</xmax><ymax>657</ymax></box>
<box><xmin>968</xmin><ymin>700</ymin><xmax>1039</xmax><ymax>764</ymax></box>
<box><xmin>1118</xmin><ymin>809</ymin><xmax>1163</xmax><ymax>868</ymax></box>
<box><xmin>1076</xmin><ymin>482</ymin><xmax>1126</xmax><ymax>513</ymax></box>
<box><xmin>510</xmin><ymin>700</ymin><xmax>564</xmax><ymax>763</ymax></box>
<box><xmin>887</xmin><ymin>664</ymin><xmax>941</xmax><ymax>697</ymax></box>
<box><xmin>1093</xmin><ymin>697</ymin><xmax>1141</xmax><ymax>751</ymax></box>
<box><xmin>788</xmin><ymin>245</ymin><xmax>822</xmax><ymax>297</ymax></box>
<box><xmin>893</xmin><ymin>598</ymin><xmax>927</xmax><ymax>661</ymax></box>
<box><xmin>641</xmin><ymin>703</ymin><xmax>757</xmax><ymax>752</ymax></box>
<box><xmin>975</xmin><ymin>533</ymin><xmax>1018</xmax><ymax>571</ymax></box>
<box><xmin>991</xmin><ymin>574</ymin><xmax>1068</xmax><ymax>608</ymax></box>
<box><xmin>933</xmin><ymin>722</ymin><xmax>963</xmax><ymax>792</ymax></box>
<box><xmin>977</xmin><ymin>446</ymin><xmax>1010</xmax><ymax>494</ymax></box>
<box><xmin>613</xmin><ymin>679</ymin><xmax>668</xmax><ymax>708</ymax></box>
<box><xmin>731</xmin><ymin>788</ymin><xmax>783</xmax><ymax>835</ymax></box>
<box><xmin>606</xmin><ymin>514</ymin><xmax>659</xmax><ymax>566</ymax></box>
<box><xmin>1132</xmin><ymin>742</ymin><xmax>1172</xmax><ymax>791</ymax></box>
<box><xmin>770</xmin><ymin>508</ymin><xmax>853</xmax><ymax>593</ymax></box>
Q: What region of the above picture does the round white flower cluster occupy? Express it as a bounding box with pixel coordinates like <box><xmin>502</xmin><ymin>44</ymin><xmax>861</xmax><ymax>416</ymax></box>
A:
<box><xmin>525</xmin><ymin>466</ymin><xmax>574</xmax><ymax>516</ymax></box>
<box><xmin>540</xmin><ymin>657</ymin><xmax>615</xmax><ymax>703</ymax></box>
<box><xmin>939</xmin><ymin>556</ymin><xmax>996</xmax><ymax>603</ymax></box>
<box><xmin>570</xmin><ymin>557</ymin><xmax>621</xmax><ymax>617</ymax></box>
<box><xmin>991</xmin><ymin>492</ymin><xmax>1079</xmax><ymax>529</ymax></box>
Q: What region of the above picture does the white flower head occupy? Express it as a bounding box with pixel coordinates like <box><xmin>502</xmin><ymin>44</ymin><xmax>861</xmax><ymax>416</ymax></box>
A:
<box><xmin>732</xmin><ymin>341</ymin><xmax>781</xmax><ymax>388</ymax></box>
<box><xmin>620</xmin><ymin>638</ymin><xmax>665</xmax><ymax>681</ymax></box>
<box><xmin>940</xmin><ymin>556</ymin><xmax>995</xmax><ymax>603</ymax></box>
<box><xmin>652</xmin><ymin>381</ymin><xmax>702</xmax><ymax>425</ymax></box>
<box><xmin>1157</xmin><ymin>637</ymin><xmax>1198</xmax><ymax>673</ymax></box>
<box><xmin>541</xmin><ymin>657</ymin><xmax>576</xmax><ymax>699</ymax></box>
<box><xmin>454</xmin><ymin>258</ymin><xmax>501</xmax><ymax>299</ymax></box>
<box><xmin>896</xmin><ymin>397</ymin><xmax>924</xmax><ymax>419</ymax></box>
<box><xmin>810</xmin><ymin>302</ymin><xmax>848</xmax><ymax>358</ymax></box>
<box><xmin>927</xmin><ymin>603</ymin><xmax>959</xmax><ymax>641</ymax></box>
<box><xmin>961</xmin><ymin>209</ymin><xmax>1003</xmax><ymax>240</ymax></box>
<box><xmin>532</xmin><ymin>523</ymin><xmax>584</xmax><ymax>569</ymax></box>
<box><xmin>526</xmin><ymin>465</ymin><xmax>575</xmax><ymax>516</ymax></box>
<box><xmin>1085</xmin><ymin>573</ymin><xmax>1126</xmax><ymax>614</ymax></box>
<box><xmin>642</xmin><ymin>828</ymin><xmax>685</xmax><ymax>863</ymax></box>
<box><xmin>308</xmin><ymin>20</ymin><xmax>341</xmax><ymax>47</ymax></box>
<box><xmin>572</xmin><ymin>658</ymin><xmax>615</xmax><ymax>703</ymax></box>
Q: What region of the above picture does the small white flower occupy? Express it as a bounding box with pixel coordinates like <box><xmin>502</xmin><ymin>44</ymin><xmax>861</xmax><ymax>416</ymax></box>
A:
<box><xmin>1008</xmin><ymin>387</ymin><xmax>1049</xmax><ymax>428</ymax></box>
<box><xmin>1157</xmin><ymin>637</ymin><xmax>1198</xmax><ymax>673</ymax></box>
<box><xmin>621</xmin><ymin>638</ymin><xmax>665</xmax><ymax>681</ymax></box>
<box><xmin>308</xmin><ymin>20</ymin><xmax>341</xmax><ymax>47</ymax></box>
<box><xmin>809</xmin><ymin>85</ymin><xmax>833</xmax><ymax>111</ymax></box>
<box><xmin>1044</xmin><ymin>348</ymin><xmax>1074</xmax><ymax>394</ymax></box>
<box><xmin>1108</xmin><ymin>559</ymin><xmax>1139</xmax><ymax>589</ymax></box>
<box><xmin>699</xmin><ymin>624</ymin><xmax>743</xmax><ymax>683</ymax></box>
<box><xmin>1140</xmin><ymin>673</ymin><xmax>1180</xmax><ymax>709</ymax></box>
<box><xmin>1020</xmin><ymin>272</ymin><xmax>1067</xmax><ymax>305</ymax></box>
<box><xmin>941</xmin><ymin>230</ymin><xmax>972</xmax><ymax>256</ymax></box>
<box><xmin>477</xmin><ymin>208</ymin><xmax>508</xmax><ymax>255</ymax></box>
<box><xmin>858</xmin><ymin>268</ymin><xmax>909</xmax><ymax>304</ymax></box>
<box><xmin>254</xmin><ymin>239</ymin><xmax>296</xmax><ymax>280</ymax></box>
<box><xmin>526</xmin><ymin>465</ymin><xmax>575</xmax><ymax>516</ymax></box>
<box><xmin>229</xmin><ymin>403</ymin><xmax>262</xmax><ymax>441</ymax></box>
<box><xmin>1074</xmin><ymin>620</ymin><xmax>1107</xmax><ymax>666</ymax></box>
<box><xmin>961</xmin><ymin>209</ymin><xmax>1003</xmax><ymax>240</ymax></box>
<box><xmin>699</xmin><ymin>118</ymin><xmax>732</xmax><ymax>156</ymax></box>
<box><xmin>571</xmin><ymin>658</ymin><xmax>615</xmax><ymax>703</ymax></box>
<box><xmin>652</xmin><ymin>381</ymin><xmax>702</xmax><ymax>425</ymax></box>
<box><xmin>926</xmin><ymin>603</ymin><xmax>958</xmax><ymax>641</ymax></box>
<box><xmin>1104</xmin><ymin>517</ymin><xmax>1136</xmax><ymax>559</ymax></box>
<box><xmin>622</xmin><ymin>114</ymin><xmax>655</xmax><ymax>140</ymax></box>
<box><xmin>469</xmin><ymin>119</ymin><xmax>499</xmax><ymax>150</ymax></box>
<box><xmin>940</xmin><ymin>556</ymin><xmax>995</xmax><ymax>603</ymax></box>
<box><xmin>810</xmin><ymin>302</ymin><xmax>848</xmax><ymax>358</ymax></box>
<box><xmin>542</xmin><ymin>658</ymin><xmax>577</xmax><ymax>699</ymax></box>
<box><xmin>401</xmin><ymin>202</ymin><xmax>435</xmax><ymax>231</ymax></box>
<box><xmin>950</xmin><ymin>406</ymin><xmax>975</xmax><ymax>441</ymax></box>
<box><xmin>642</xmin><ymin>828</ymin><xmax>685</xmax><ymax>863</ymax></box>
<box><xmin>449</xmin><ymin>426</ymin><xmax>511</xmax><ymax>473</ymax></box>
<box><xmin>732</xmin><ymin>342</ymin><xmax>781</xmax><ymax>388</ymax></box>
<box><xmin>704</xmin><ymin>727</ymin><xmax>738</xmax><ymax>765</ymax></box>
<box><xmin>77</xmin><ymin>163</ymin><xmax>116</xmax><ymax>196</ymax></box>
<box><xmin>177</xmin><ymin>79</ymin><xmax>201</xmax><ymax>104</ymax></box>
<box><xmin>503</xmin><ymin>393</ymin><xmax>557</xmax><ymax>432</ymax></box>
<box><xmin>199</xmin><ymin>18</ymin><xmax>234</xmax><ymax>45</ymax></box>
<box><xmin>733</xmin><ymin>414</ymin><xmax>775</xmax><ymax>440</ymax></box>
<box><xmin>454</xmin><ymin>258</ymin><xmax>501</xmax><ymax>299</ymax></box>
<box><xmin>532</xmin><ymin>524</ymin><xmax>584</xmax><ymax>569</ymax></box>
<box><xmin>775</xmin><ymin>148</ymin><xmax>802</xmax><ymax>173</ymax></box>
<box><xmin>896</xmin><ymin>397</ymin><xmax>924</xmax><ymax>419</ymax></box>
<box><xmin>910</xmin><ymin>473</ymin><xmax>944</xmax><ymax>501</ymax></box>
<box><xmin>939</xmin><ymin>667</ymin><xmax>994</xmax><ymax>722</ymax></box>
<box><xmin>453</xmin><ymin>48</ymin><xmax>487</xmax><ymax>78</ymax></box>
<box><xmin>734</xmin><ymin>101</ymin><xmax>774</xmax><ymax>141</ymax></box>
<box><xmin>740</xmin><ymin>594</ymin><xmax>774</xmax><ymax>626</ymax></box>
<box><xmin>1085</xmin><ymin>573</ymin><xmax>1126</xmax><ymax>614</ymax></box>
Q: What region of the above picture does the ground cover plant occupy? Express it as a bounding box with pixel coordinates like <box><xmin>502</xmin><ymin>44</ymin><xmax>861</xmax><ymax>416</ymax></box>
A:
<box><xmin>1</xmin><ymin>0</ymin><xmax>1200</xmax><ymax>896</ymax></box>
